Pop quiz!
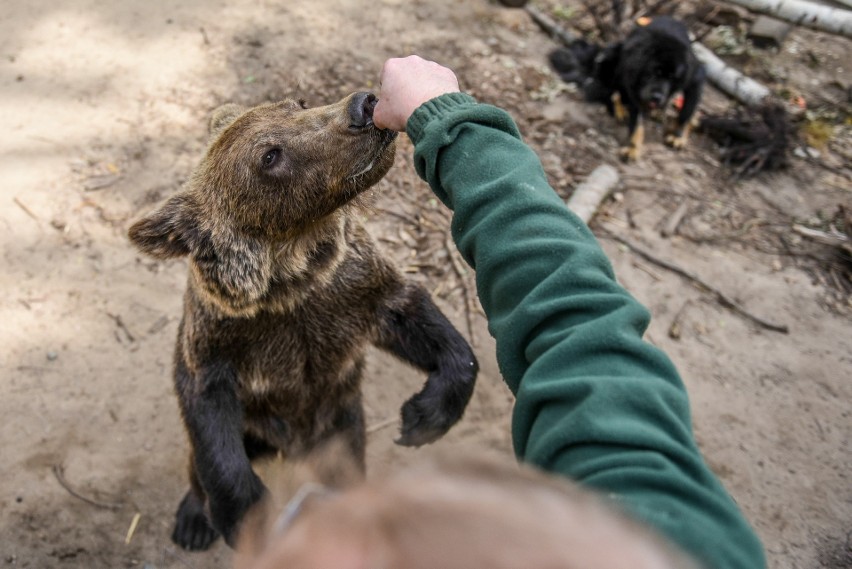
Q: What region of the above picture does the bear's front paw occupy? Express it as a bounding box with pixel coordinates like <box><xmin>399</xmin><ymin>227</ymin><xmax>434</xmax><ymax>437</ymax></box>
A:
<box><xmin>395</xmin><ymin>371</ymin><xmax>475</xmax><ymax>447</ymax></box>
<box><xmin>396</xmin><ymin>394</ymin><xmax>450</xmax><ymax>447</ymax></box>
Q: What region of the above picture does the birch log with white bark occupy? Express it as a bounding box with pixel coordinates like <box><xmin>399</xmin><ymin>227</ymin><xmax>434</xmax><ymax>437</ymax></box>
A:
<box><xmin>566</xmin><ymin>164</ymin><xmax>620</xmax><ymax>224</ymax></box>
<box><xmin>725</xmin><ymin>0</ymin><xmax>852</xmax><ymax>37</ymax></box>
<box><xmin>692</xmin><ymin>42</ymin><xmax>772</xmax><ymax>107</ymax></box>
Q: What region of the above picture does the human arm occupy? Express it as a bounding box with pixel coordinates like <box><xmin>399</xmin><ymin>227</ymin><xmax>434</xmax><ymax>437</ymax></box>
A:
<box><xmin>376</xmin><ymin>59</ymin><xmax>765</xmax><ymax>569</ymax></box>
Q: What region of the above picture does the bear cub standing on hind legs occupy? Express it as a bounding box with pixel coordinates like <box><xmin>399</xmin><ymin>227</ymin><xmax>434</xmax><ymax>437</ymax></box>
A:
<box><xmin>128</xmin><ymin>92</ymin><xmax>478</xmax><ymax>551</ymax></box>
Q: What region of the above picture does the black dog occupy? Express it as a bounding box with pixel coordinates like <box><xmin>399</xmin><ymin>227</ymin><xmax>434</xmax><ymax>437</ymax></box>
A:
<box><xmin>550</xmin><ymin>16</ymin><xmax>706</xmax><ymax>161</ymax></box>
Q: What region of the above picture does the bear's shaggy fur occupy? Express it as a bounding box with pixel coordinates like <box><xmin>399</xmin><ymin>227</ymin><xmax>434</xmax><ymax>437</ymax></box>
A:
<box><xmin>128</xmin><ymin>92</ymin><xmax>478</xmax><ymax>551</ymax></box>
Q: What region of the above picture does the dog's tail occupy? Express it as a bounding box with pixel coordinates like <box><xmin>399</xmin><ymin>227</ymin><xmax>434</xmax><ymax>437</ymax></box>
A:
<box><xmin>548</xmin><ymin>39</ymin><xmax>602</xmax><ymax>85</ymax></box>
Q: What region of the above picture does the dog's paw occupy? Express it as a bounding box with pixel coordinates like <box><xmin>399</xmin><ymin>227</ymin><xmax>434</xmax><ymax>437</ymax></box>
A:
<box><xmin>619</xmin><ymin>145</ymin><xmax>641</xmax><ymax>162</ymax></box>
<box><xmin>665</xmin><ymin>133</ymin><xmax>687</xmax><ymax>149</ymax></box>
<box><xmin>172</xmin><ymin>492</ymin><xmax>220</xmax><ymax>551</ymax></box>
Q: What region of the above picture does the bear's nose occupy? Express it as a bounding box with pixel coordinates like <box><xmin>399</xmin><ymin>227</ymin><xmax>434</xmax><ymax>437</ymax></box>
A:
<box><xmin>349</xmin><ymin>92</ymin><xmax>377</xmax><ymax>129</ymax></box>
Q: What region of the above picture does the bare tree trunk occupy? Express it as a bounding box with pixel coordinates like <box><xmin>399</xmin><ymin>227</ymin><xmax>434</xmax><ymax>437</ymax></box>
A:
<box><xmin>692</xmin><ymin>42</ymin><xmax>772</xmax><ymax>107</ymax></box>
<box><xmin>724</xmin><ymin>0</ymin><xmax>852</xmax><ymax>37</ymax></box>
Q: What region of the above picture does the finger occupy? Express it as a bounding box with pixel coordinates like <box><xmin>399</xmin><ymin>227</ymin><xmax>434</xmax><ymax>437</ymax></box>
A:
<box><xmin>372</xmin><ymin>100</ymin><xmax>389</xmax><ymax>130</ymax></box>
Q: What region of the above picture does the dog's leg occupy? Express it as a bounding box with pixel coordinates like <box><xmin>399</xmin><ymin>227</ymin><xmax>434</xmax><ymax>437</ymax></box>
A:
<box><xmin>376</xmin><ymin>284</ymin><xmax>478</xmax><ymax>447</ymax></box>
<box><xmin>666</xmin><ymin>69</ymin><xmax>705</xmax><ymax>150</ymax></box>
<box><xmin>174</xmin><ymin>357</ymin><xmax>266</xmax><ymax>549</ymax></box>
<box><xmin>620</xmin><ymin>106</ymin><xmax>644</xmax><ymax>162</ymax></box>
<box><xmin>611</xmin><ymin>92</ymin><xmax>629</xmax><ymax>123</ymax></box>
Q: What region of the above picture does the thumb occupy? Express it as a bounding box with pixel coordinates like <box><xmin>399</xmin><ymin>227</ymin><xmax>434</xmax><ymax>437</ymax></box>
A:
<box><xmin>372</xmin><ymin>98</ymin><xmax>396</xmax><ymax>131</ymax></box>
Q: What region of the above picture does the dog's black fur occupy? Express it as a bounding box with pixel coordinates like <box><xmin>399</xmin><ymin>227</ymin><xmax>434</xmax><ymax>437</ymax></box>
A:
<box><xmin>549</xmin><ymin>16</ymin><xmax>706</xmax><ymax>161</ymax></box>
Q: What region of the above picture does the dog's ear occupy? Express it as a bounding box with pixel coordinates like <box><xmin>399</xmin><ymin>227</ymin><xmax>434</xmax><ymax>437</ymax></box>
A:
<box><xmin>128</xmin><ymin>193</ymin><xmax>205</xmax><ymax>259</ymax></box>
<box><xmin>208</xmin><ymin>103</ymin><xmax>246</xmax><ymax>138</ymax></box>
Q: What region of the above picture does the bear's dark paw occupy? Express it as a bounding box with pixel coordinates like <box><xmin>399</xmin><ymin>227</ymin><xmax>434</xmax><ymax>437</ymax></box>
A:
<box><xmin>395</xmin><ymin>391</ymin><xmax>458</xmax><ymax>448</ymax></box>
<box><xmin>172</xmin><ymin>491</ymin><xmax>220</xmax><ymax>551</ymax></box>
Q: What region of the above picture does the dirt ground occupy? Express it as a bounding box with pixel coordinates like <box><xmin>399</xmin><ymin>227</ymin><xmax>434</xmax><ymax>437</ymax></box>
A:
<box><xmin>1</xmin><ymin>0</ymin><xmax>850</xmax><ymax>567</ymax></box>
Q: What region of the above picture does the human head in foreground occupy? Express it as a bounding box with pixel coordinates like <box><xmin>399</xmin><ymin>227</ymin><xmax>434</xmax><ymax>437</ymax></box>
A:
<box><xmin>236</xmin><ymin>456</ymin><xmax>697</xmax><ymax>569</ymax></box>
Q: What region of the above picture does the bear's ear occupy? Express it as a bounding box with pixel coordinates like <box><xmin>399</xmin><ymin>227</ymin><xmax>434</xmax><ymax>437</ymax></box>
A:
<box><xmin>208</xmin><ymin>103</ymin><xmax>246</xmax><ymax>138</ymax></box>
<box><xmin>128</xmin><ymin>193</ymin><xmax>204</xmax><ymax>259</ymax></box>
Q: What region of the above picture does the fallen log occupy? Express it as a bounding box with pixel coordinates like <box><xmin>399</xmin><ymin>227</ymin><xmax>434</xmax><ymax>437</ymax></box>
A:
<box><xmin>566</xmin><ymin>164</ymin><xmax>621</xmax><ymax>224</ymax></box>
<box><xmin>724</xmin><ymin>0</ymin><xmax>852</xmax><ymax>38</ymax></box>
<box><xmin>524</xmin><ymin>4</ymin><xmax>580</xmax><ymax>45</ymax></box>
<box><xmin>692</xmin><ymin>42</ymin><xmax>772</xmax><ymax>107</ymax></box>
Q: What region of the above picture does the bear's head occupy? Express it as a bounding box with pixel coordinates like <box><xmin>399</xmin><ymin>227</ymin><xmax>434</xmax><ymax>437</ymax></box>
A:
<box><xmin>128</xmin><ymin>92</ymin><xmax>397</xmax><ymax>313</ymax></box>
<box><xmin>129</xmin><ymin>92</ymin><xmax>397</xmax><ymax>259</ymax></box>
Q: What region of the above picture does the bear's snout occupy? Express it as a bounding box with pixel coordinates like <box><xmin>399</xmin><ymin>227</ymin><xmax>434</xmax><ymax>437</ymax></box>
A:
<box><xmin>348</xmin><ymin>92</ymin><xmax>378</xmax><ymax>129</ymax></box>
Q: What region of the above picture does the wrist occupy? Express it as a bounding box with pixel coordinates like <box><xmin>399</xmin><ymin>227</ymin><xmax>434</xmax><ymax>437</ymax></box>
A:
<box><xmin>406</xmin><ymin>92</ymin><xmax>478</xmax><ymax>143</ymax></box>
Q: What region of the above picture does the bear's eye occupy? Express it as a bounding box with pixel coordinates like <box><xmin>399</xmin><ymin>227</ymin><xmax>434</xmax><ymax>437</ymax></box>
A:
<box><xmin>262</xmin><ymin>148</ymin><xmax>281</xmax><ymax>169</ymax></box>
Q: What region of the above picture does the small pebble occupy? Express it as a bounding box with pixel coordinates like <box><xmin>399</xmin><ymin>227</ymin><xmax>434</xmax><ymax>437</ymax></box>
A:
<box><xmin>46</xmin><ymin>351</ymin><xmax>58</xmax><ymax>361</ymax></box>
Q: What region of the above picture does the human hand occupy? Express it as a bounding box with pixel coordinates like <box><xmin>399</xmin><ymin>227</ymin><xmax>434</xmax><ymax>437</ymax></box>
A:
<box><xmin>373</xmin><ymin>56</ymin><xmax>460</xmax><ymax>132</ymax></box>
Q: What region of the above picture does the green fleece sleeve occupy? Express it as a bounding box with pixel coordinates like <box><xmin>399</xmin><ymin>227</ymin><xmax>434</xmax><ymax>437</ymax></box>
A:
<box><xmin>406</xmin><ymin>92</ymin><xmax>765</xmax><ymax>569</ymax></box>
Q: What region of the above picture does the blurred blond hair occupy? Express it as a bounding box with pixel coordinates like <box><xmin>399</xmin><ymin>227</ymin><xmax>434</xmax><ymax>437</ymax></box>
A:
<box><xmin>236</xmin><ymin>450</ymin><xmax>698</xmax><ymax>569</ymax></box>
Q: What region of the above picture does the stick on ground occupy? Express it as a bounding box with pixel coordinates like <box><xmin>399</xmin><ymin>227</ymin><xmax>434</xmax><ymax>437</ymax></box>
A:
<box><xmin>566</xmin><ymin>164</ymin><xmax>621</xmax><ymax>225</ymax></box>
<box><xmin>724</xmin><ymin>0</ymin><xmax>852</xmax><ymax>38</ymax></box>
<box><xmin>691</xmin><ymin>42</ymin><xmax>772</xmax><ymax>107</ymax></box>
<box><xmin>600</xmin><ymin>229</ymin><xmax>790</xmax><ymax>333</ymax></box>
<box><xmin>52</xmin><ymin>464</ymin><xmax>124</xmax><ymax>510</ymax></box>
<box><xmin>524</xmin><ymin>4</ymin><xmax>579</xmax><ymax>44</ymax></box>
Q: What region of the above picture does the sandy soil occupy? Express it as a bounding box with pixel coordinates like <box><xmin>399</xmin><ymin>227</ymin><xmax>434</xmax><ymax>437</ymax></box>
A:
<box><xmin>0</xmin><ymin>0</ymin><xmax>849</xmax><ymax>568</ymax></box>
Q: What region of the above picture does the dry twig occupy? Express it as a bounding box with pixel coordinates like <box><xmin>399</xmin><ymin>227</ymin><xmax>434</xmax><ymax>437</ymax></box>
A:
<box><xmin>599</xmin><ymin>229</ymin><xmax>790</xmax><ymax>333</ymax></box>
<box><xmin>660</xmin><ymin>201</ymin><xmax>690</xmax><ymax>237</ymax></box>
<box><xmin>52</xmin><ymin>464</ymin><xmax>124</xmax><ymax>510</ymax></box>
<box><xmin>106</xmin><ymin>311</ymin><xmax>136</xmax><ymax>343</ymax></box>
<box><xmin>366</xmin><ymin>416</ymin><xmax>398</xmax><ymax>434</ymax></box>
<box><xmin>13</xmin><ymin>197</ymin><xmax>40</xmax><ymax>222</ymax></box>
<box><xmin>525</xmin><ymin>4</ymin><xmax>580</xmax><ymax>44</ymax></box>
<box><xmin>724</xmin><ymin>0</ymin><xmax>852</xmax><ymax>38</ymax></box>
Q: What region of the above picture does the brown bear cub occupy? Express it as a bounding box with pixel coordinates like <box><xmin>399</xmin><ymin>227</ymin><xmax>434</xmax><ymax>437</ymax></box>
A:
<box><xmin>128</xmin><ymin>92</ymin><xmax>478</xmax><ymax>551</ymax></box>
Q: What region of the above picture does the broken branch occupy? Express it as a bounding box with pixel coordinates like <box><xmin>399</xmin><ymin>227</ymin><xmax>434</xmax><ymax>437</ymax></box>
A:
<box><xmin>723</xmin><ymin>0</ymin><xmax>852</xmax><ymax>38</ymax></box>
<box><xmin>792</xmin><ymin>224</ymin><xmax>849</xmax><ymax>246</ymax></box>
<box><xmin>53</xmin><ymin>464</ymin><xmax>124</xmax><ymax>510</ymax></box>
<box><xmin>13</xmin><ymin>197</ymin><xmax>40</xmax><ymax>222</ymax></box>
<box><xmin>524</xmin><ymin>4</ymin><xmax>580</xmax><ymax>44</ymax></box>
<box><xmin>566</xmin><ymin>164</ymin><xmax>621</xmax><ymax>224</ymax></box>
<box><xmin>691</xmin><ymin>42</ymin><xmax>772</xmax><ymax>107</ymax></box>
<box><xmin>660</xmin><ymin>201</ymin><xmax>690</xmax><ymax>238</ymax></box>
<box><xmin>600</xmin><ymin>229</ymin><xmax>790</xmax><ymax>333</ymax></box>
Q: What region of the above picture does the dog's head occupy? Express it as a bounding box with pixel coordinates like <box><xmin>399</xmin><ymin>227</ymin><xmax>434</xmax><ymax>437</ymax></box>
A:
<box><xmin>627</xmin><ymin>30</ymin><xmax>694</xmax><ymax>112</ymax></box>
<box><xmin>129</xmin><ymin>93</ymin><xmax>397</xmax><ymax>259</ymax></box>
